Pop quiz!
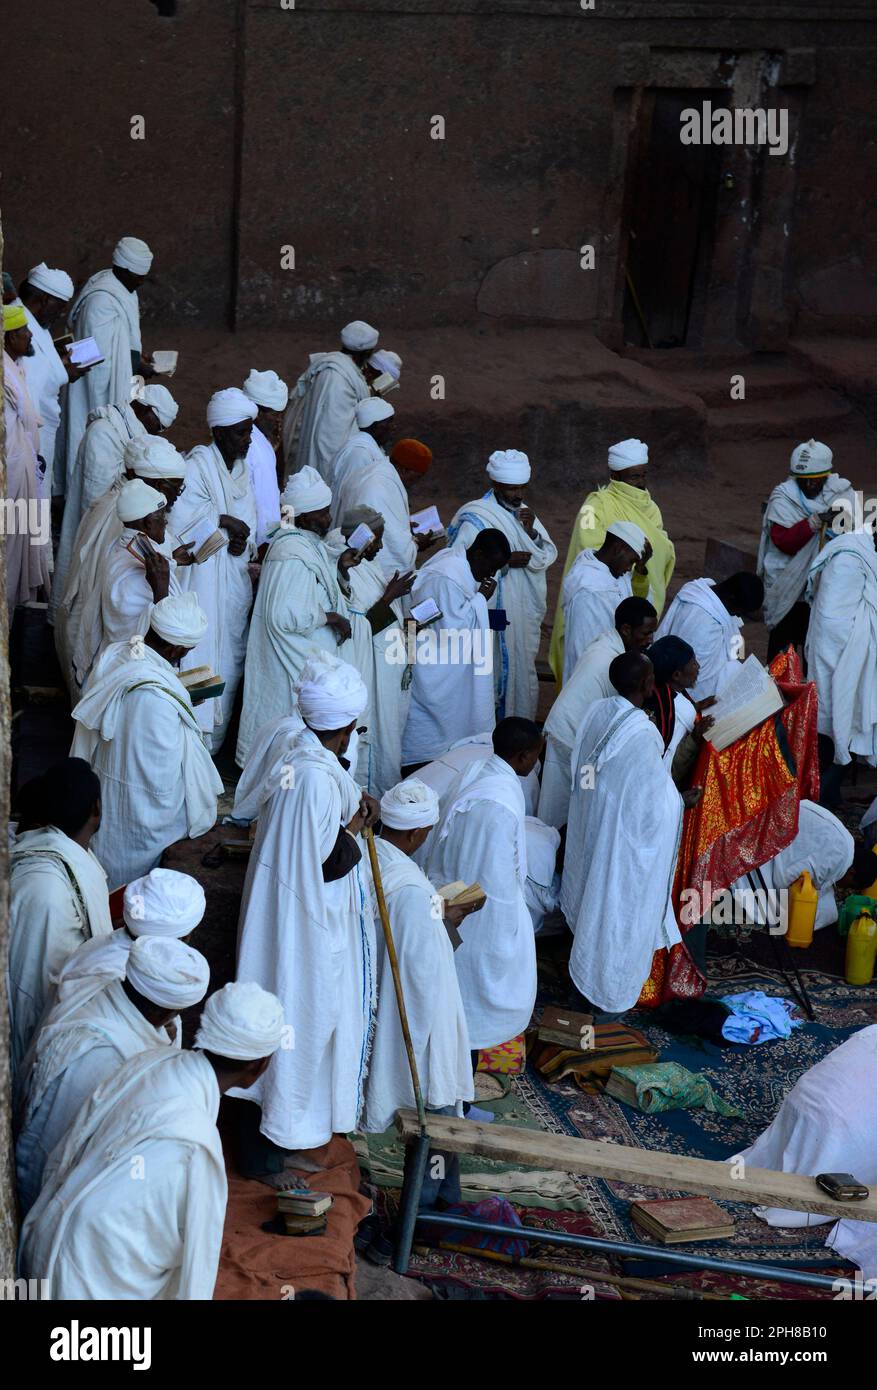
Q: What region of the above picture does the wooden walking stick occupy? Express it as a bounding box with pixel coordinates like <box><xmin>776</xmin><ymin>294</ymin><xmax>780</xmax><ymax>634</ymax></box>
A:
<box><xmin>364</xmin><ymin>826</ymin><xmax>431</xmax><ymax>1274</ymax></box>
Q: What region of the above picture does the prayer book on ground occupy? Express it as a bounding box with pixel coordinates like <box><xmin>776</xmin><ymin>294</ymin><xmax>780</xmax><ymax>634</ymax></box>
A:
<box><xmin>437</xmin><ymin>880</ymin><xmax>487</xmax><ymax>910</ymax></box>
<box><xmin>177</xmin><ymin>515</ymin><xmax>229</xmax><ymax>564</ymax></box>
<box><xmin>630</xmin><ymin>1196</ymin><xmax>735</xmax><ymax>1244</ymax></box>
<box><xmin>277</xmin><ymin>1188</ymin><xmax>334</xmax><ymax>1217</ymax></box>
<box><xmin>67</xmin><ymin>336</ymin><xmax>105</xmax><ymax>368</ymax></box>
<box><xmin>151</xmin><ymin>350</ymin><xmax>178</xmax><ymax>376</ymax></box>
<box><xmin>537</xmin><ymin>1005</ymin><xmax>594</xmax><ymax>1048</ymax></box>
<box><xmin>410</xmin><ymin>505</ymin><xmax>443</xmax><ymax>536</ymax></box>
<box><xmin>703</xmin><ymin>655</ymin><xmax>784</xmax><ymax>752</ymax></box>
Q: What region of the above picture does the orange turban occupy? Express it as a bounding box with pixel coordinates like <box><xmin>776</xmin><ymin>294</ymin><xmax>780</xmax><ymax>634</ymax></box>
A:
<box><xmin>391</xmin><ymin>438</ymin><xmax>432</xmax><ymax>475</ymax></box>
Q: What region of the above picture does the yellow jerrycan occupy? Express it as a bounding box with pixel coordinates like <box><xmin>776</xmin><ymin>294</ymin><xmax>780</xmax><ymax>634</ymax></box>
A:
<box><xmin>786</xmin><ymin>871</ymin><xmax>818</xmax><ymax>949</ymax></box>
<box><xmin>845</xmin><ymin>910</ymin><xmax>877</xmax><ymax>986</ymax></box>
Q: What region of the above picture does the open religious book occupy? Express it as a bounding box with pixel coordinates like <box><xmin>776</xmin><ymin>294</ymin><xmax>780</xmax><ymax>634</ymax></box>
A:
<box><xmin>178</xmin><ymin>665</ymin><xmax>225</xmax><ymax>702</ymax></box>
<box><xmin>151</xmin><ymin>350</ymin><xmax>178</xmax><ymax>376</ymax></box>
<box><xmin>437</xmin><ymin>880</ymin><xmax>487</xmax><ymax>910</ymax></box>
<box><xmin>177</xmin><ymin>515</ymin><xmax>229</xmax><ymax>564</ymax></box>
<box><xmin>410</xmin><ymin>505</ymin><xmax>443</xmax><ymax>536</ymax></box>
<box><xmin>702</xmin><ymin>655</ymin><xmax>784</xmax><ymax>752</ymax></box>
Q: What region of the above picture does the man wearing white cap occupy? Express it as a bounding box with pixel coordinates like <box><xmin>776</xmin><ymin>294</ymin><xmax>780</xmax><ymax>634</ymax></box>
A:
<box><xmin>448</xmin><ymin>450</ymin><xmax>557</xmax><ymax>720</ymax></box>
<box><xmin>550</xmin><ymin>438</ymin><xmax>675</xmax><ymax>681</ymax></box>
<box><xmin>55</xmin><ymin>432</ymin><xmax>188</xmax><ymax>692</ymax></box>
<box><xmin>3</xmin><ymin>302</ymin><xmax>52</xmax><ymax>614</ymax></box>
<box><xmin>656</xmin><ymin>570</ymin><xmax>764</xmax><ymax>703</ymax></box>
<box><xmin>560</xmin><ymin>521</ymin><xmax>649</xmax><ymax>682</ymax></box>
<box><xmin>19</xmin><ymin>980</ymin><xmax>284</xmax><ymax>1300</ymax></box>
<box><xmin>243</xmin><ymin>368</ymin><xmax>288</xmax><ymax>547</ymax></box>
<box><xmin>233</xmin><ymin>653</ymin><xmax>378</xmax><ymax>1154</ymax></box>
<box><xmin>173</xmin><ymin>388</ymin><xmax>259</xmax><ymax>750</ymax></box>
<box><xmin>58</xmin><ymin>236</ymin><xmax>155</xmax><ymax>491</ymax></box>
<box><xmin>284</xmin><ymin>319</ymin><xmax>379</xmax><ymax>482</ymax></box>
<box><xmin>332</xmin><ymin>397</ymin><xmax>419</xmax><ymax>578</ymax></box>
<box><xmin>236</xmin><ymin>465</ymin><xmax>352</xmax><ymax>766</ymax></box>
<box><xmin>17</xmin><ymin>264</ymin><xmax>80</xmax><ymax>494</ymax></box>
<box><xmin>71</xmin><ymin>478</ymin><xmax>182</xmax><ymax>689</ymax></box>
<box><xmin>331</xmin><ymin>394</ymin><xmax>395</xmax><ymax>493</ymax></box>
<box><xmin>71</xmin><ymin>592</ymin><xmax>223</xmax><ymax>890</ymax></box>
<box><xmin>366</xmin><ymin>348</ymin><xmax>402</xmax><ymax>397</ymax></box>
<box><xmin>15</xmin><ymin>936</ymin><xmax>210</xmax><ymax>1217</ymax></box>
<box><xmin>758</xmin><ymin>440</ymin><xmax>855</xmax><ymax>661</ymax></box>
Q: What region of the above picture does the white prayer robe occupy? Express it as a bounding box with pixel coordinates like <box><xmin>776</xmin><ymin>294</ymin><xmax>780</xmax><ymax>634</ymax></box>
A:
<box><xmin>231</xmin><ymin>729</ymin><xmax>376</xmax><ymax>1148</ymax></box>
<box><xmin>291</xmin><ymin>351</ymin><xmax>370</xmax><ymax>483</ymax></box>
<box><xmin>538</xmin><ymin>628</ymin><xmax>623</xmax><ymax>828</ymax></box>
<box><xmin>236</xmin><ymin>526</ymin><xmax>352</xmax><ymax>767</ymax></box>
<box><xmin>561</xmin><ymin>550</ymin><xmax>633</xmax><ymax>684</ymax></box>
<box><xmin>560</xmin><ymin>696</ymin><xmax>683</xmax><ymax>1012</ymax></box>
<box><xmin>21</xmin><ymin>306</ymin><xmax>68</xmax><ymax>495</ymax></box>
<box><xmin>524</xmin><ymin>817</ymin><xmax>562</xmax><ymax>932</ymax></box>
<box><xmin>73</xmin><ymin>529</ymin><xmax>182</xmax><ymax>688</ymax></box>
<box><xmin>738</xmin><ymin>1024</ymin><xmax>877</xmax><ymax>1282</ymax></box>
<box><xmin>71</xmin><ymin>642</ymin><xmax>223</xmax><ymax>891</ymax></box>
<box><xmin>173</xmin><ymin>444</ymin><xmax>258</xmax><ymax>747</ymax></box>
<box><xmin>35</xmin><ymin>926</ymin><xmax>140</xmax><ymax>1053</ymax></box>
<box><xmin>728</xmin><ymin>800</ymin><xmax>854</xmax><ymax>932</ymax></box>
<box><xmin>58</xmin><ymin>269</ymin><xmax>142</xmax><ymax>491</ymax></box>
<box><xmin>656</xmin><ymin>578</ymin><xmax>743</xmax><ymax>702</ymax></box>
<box><xmin>758</xmin><ymin>474</ymin><xmax>854</xmax><ymax>629</ymax></box>
<box><xmin>448</xmin><ymin>491</ymin><xmax>557</xmax><ymax>719</ymax></box>
<box><xmin>805</xmin><ymin>532</ymin><xmax>877</xmax><ymax>765</ymax></box>
<box><xmin>54</xmin><ymin>476</ymin><xmax>126</xmax><ymax>691</ymax></box>
<box><xmin>19</xmin><ymin>1048</ymin><xmax>226</xmax><ymax>1301</ymax></box>
<box><xmin>15</xmin><ymin>978</ymin><xmax>175</xmax><ymax>1216</ymax></box>
<box><xmin>363</xmin><ymin>838</ymin><xmax>473</xmax><ymax>1133</ymax></box>
<box><xmin>3</xmin><ymin>351</ymin><xmax>51</xmax><ymax>615</ymax></box>
<box><xmin>426</xmin><ymin>753</ymin><xmax>536</xmax><ymax>1049</ymax></box>
<box><xmin>333</xmin><ymin>442</ymin><xmax>419</xmax><ymax>578</ymax></box>
<box><xmin>8</xmin><ymin>828</ymin><xmax>112</xmax><ymax>1077</ymax></box>
<box><xmin>345</xmin><ymin>557</ymin><xmax>411</xmax><ymax>797</ymax></box>
<box><xmin>246</xmin><ymin>424</ymin><xmax>281</xmax><ymax>547</ymax></box>
<box><xmin>402</xmin><ymin>549</ymin><xmax>495</xmax><ymax>766</ymax></box>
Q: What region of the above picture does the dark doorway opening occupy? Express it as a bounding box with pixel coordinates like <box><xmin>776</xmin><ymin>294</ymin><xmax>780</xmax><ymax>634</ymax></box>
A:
<box><xmin>622</xmin><ymin>89</ymin><xmax>726</xmax><ymax>349</ymax></box>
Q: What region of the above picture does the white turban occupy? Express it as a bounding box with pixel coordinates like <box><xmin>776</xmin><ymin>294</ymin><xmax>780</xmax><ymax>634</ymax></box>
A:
<box><xmin>608</xmin><ymin>438</ymin><xmax>649</xmax><ymax>472</ymax></box>
<box><xmin>112</xmin><ymin>237</ymin><xmax>154</xmax><ymax>276</ymax></box>
<box><xmin>487</xmin><ymin>449</ymin><xmax>531</xmax><ymax>485</ymax></box>
<box><xmin>206</xmin><ymin>388</ymin><xmax>258</xmax><ymax>429</ymax></box>
<box><xmin>380</xmin><ymin>778</ymin><xmax>440</xmax><ymax>830</ymax></box>
<box><xmin>295</xmin><ymin>651</ymin><xmax>368</xmax><ymax>731</ymax></box>
<box><xmin>26</xmin><ymin>262</ymin><xmax>74</xmax><ymax>302</ymax></box>
<box><xmin>341</xmin><ymin>320</ymin><xmax>379</xmax><ymax>351</ymax></box>
<box><xmin>790</xmin><ymin>439</ymin><xmax>833</xmax><ymax>477</ymax></box>
<box><xmin>243</xmin><ymin>368</ymin><xmax>289</xmax><ymax>412</ymax></box>
<box><xmin>125</xmin><ymin>936</ymin><xmax>210</xmax><ymax>1010</ymax></box>
<box><xmin>368</xmin><ymin>349</ymin><xmax>402</xmax><ymax>380</ymax></box>
<box><xmin>116</xmin><ymin>478</ymin><xmax>166</xmax><ymax>524</ymax></box>
<box><xmin>123</xmin><ymin>867</ymin><xmax>207</xmax><ymax>937</ymax></box>
<box><xmin>281</xmin><ymin>464</ymin><xmax>332</xmax><ymax>517</ymax></box>
<box><xmin>123</xmin><ymin>435</ymin><xmax>186</xmax><ymax>480</ymax></box>
<box><xmin>195</xmin><ymin>981</ymin><xmax>285</xmax><ymax>1061</ymax></box>
<box><xmin>356</xmin><ymin>397</ymin><xmax>395</xmax><ymax>429</ymax></box>
<box><xmin>606</xmin><ymin>520</ymin><xmax>647</xmax><ymax>557</ymax></box>
<box><xmin>149</xmin><ymin>592</ymin><xmax>209</xmax><ymax>648</ymax></box>
<box><xmin>140</xmin><ymin>383</ymin><xmax>179</xmax><ymax>428</ymax></box>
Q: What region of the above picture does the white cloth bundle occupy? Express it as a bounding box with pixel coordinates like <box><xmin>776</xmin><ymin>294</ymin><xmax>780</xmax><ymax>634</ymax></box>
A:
<box><xmin>295</xmin><ymin>651</ymin><xmax>368</xmax><ymax>730</ymax></box>
<box><xmin>123</xmin><ymin>867</ymin><xmax>206</xmax><ymax>937</ymax></box>
<box><xmin>195</xmin><ymin>981</ymin><xmax>285</xmax><ymax>1060</ymax></box>
<box><xmin>380</xmin><ymin>778</ymin><xmax>440</xmax><ymax>830</ymax></box>
<box><xmin>355</xmin><ymin>397</ymin><xmax>394</xmax><ymax>429</ymax></box>
<box><xmin>125</xmin><ymin>936</ymin><xmax>210</xmax><ymax>1008</ymax></box>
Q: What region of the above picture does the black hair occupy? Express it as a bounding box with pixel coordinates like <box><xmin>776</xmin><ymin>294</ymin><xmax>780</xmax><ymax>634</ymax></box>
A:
<box><xmin>648</xmin><ymin>635</ymin><xmax>695</xmax><ymax>684</ymax></box>
<box><xmin>614</xmin><ymin>596</ymin><xmax>657</xmax><ymax>630</ymax></box>
<box><xmin>717</xmin><ymin>571</ymin><xmax>764</xmax><ymax>612</ymax></box>
<box><xmin>16</xmin><ymin>758</ymin><xmax>100</xmax><ymax>837</ymax></box>
<box><xmin>492</xmin><ymin>716</ymin><xmax>542</xmax><ymax>758</ymax></box>
<box><xmin>608</xmin><ymin>650</ymin><xmax>652</xmax><ymax>697</ymax></box>
<box><xmin>468</xmin><ymin>527</ymin><xmax>512</xmax><ymax>565</ymax></box>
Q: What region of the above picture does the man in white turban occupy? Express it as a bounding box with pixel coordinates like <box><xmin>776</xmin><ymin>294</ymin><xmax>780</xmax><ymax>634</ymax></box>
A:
<box><xmin>17</xmin><ymin>264</ymin><xmax>79</xmax><ymax>496</ymax></box>
<box><xmin>19</xmin><ymin>980</ymin><xmax>283</xmax><ymax>1301</ymax></box>
<box><xmin>172</xmin><ymin>388</ymin><xmax>259</xmax><ymax>751</ymax></box>
<box><xmin>71</xmin><ymin>593</ymin><xmax>223</xmax><ymax>890</ymax></box>
<box><xmin>15</xmin><ymin>936</ymin><xmax>210</xmax><ymax>1216</ymax></box>
<box><xmin>58</xmin><ymin>236</ymin><xmax>156</xmax><ymax>492</ymax></box>
<box><xmin>331</xmin><ymin>395</ymin><xmax>395</xmax><ymax>495</ymax></box>
<box><xmin>550</xmin><ymin>438</ymin><xmax>675</xmax><ymax>681</ymax></box>
<box><xmin>283</xmin><ymin>319</ymin><xmax>378</xmax><ymax>482</ymax></box>
<box><xmin>656</xmin><ymin>570</ymin><xmax>764</xmax><ymax>702</ymax></box>
<box><xmin>243</xmin><ymin>368</ymin><xmax>288</xmax><ymax>547</ymax></box>
<box><xmin>233</xmin><ymin>653</ymin><xmax>379</xmax><ymax>1158</ymax></box>
<box><xmin>332</xmin><ymin>400</ymin><xmax>421</xmax><ymax>579</ymax></box>
<box><xmin>448</xmin><ymin>450</ymin><xmax>558</xmax><ymax>719</ymax></box>
<box><xmin>3</xmin><ymin>303</ymin><xmax>52</xmax><ymax>614</ymax></box>
<box><xmin>366</xmin><ymin>348</ymin><xmax>402</xmax><ymax>396</ymax></box>
<box><xmin>236</xmin><ymin>465</ymin><xmax>353</xmax><ymax>766</ymax></box>
<box><xmin>55</xmin><ymin>432</ymin><xmax>189</xmax><ymax>693</ymax></box>
<box><xmin>758</xmin><ymin>440</ymin><xmax>855</xmax><ymax>661</ymax></box>
<box><xmin>560</xmin><ymin>520</ymin><xmax>649</xmax><ymax>682</ymax></box>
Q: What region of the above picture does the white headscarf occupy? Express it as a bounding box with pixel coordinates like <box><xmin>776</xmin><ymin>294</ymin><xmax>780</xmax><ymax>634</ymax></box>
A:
<box><xmin>606</xmin><ymin>520</ymin><xmax>647</xmax><ymax>557</ymax></box>
<box><xmin>341</xmin><ymin>320</ymin><xmax>379</xmax><ymax>351</ymax></box>
<box><xmin>116</xmin><ymin>478</ymin><xmax>166</xmax><ymax>523</ymax></box>
<box><xmin>206</xmin><ymin>388</ymin><xmax>258</xmax><ymax>429</ymax></box>
<box><xmin>608</xmin><ymin>438</ymin><xmax>649</xmax><ymax>472</ymax></box>
<box><xmin>487</xmin><ymin>449</ymin><xmax>531</xmax><ymax>485</ymax></box>
<box><xmin>368</xmin><ymin>349</ymin><xmax>401</xmax><ymax>380</ymax></box>
<box><xmin>123</xmin><ymin>867</ymin><xmax>207</xmax><ymax>937</ymax></box>
<box><xmin>281</xmin><ymin>465</ymin><xmax>332</xmax><ymax>517</ymax></box>
<box><xmin>140</xmin><ymin>383</ymin><xmax>179</xmax><ymax>428</ymax></box>
<box><xmin>355</xmin><ymin>398</ymin><xmax>394</xmax><ymax>429</ymax></box>
<box><xmin>790</xmin><ymin>439</ymin><xmax>833</xmax><ymax>477</ymax></box>
<box><xmin>295</xmin><ymin>651</ymin><xmax>368</xmax><ymax>731</ymax></box>
<box><xmin>380</xmin><ymin>778</ymin><xmax>440</xmax><ymax>830</ymax></box>
<box><xmin>149</xmin><ymin>592</ymin><xmax>209</xmax><ymax>647</ymax></box>
<box><xmin>26</xmin><ymin>262</ymin><xmax>74</xmax><ymax>301</ymax></box>
<box><xmin>125</xmin><ymin>935</ymin><xmax>210</xmax><ymax>1009</ymax></box>
<box><xmin>195</xmin><ymin>981</ymin><xmax>285</xmax><ymax>1060</ymax></box>
<box><xmin>243</xmin><ymin>368</ymin><xmax>289</xmax><ymax>412</ymax></box>
<box><xmin>123</xmin><ymin>435</ymin><xmax>186</xmax><ymax>480</ymax></box>
<box><xmin>112</xmin><ymin>237</ymin><xmax>153</xmax><ymax>275</ymax></box>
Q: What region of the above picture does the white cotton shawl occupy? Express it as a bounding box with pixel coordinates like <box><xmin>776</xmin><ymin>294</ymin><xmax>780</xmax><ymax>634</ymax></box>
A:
<box><xmin>757</xmin><ymin>474</ymin><xmax>854</xmax><ymax>628</ymax></box>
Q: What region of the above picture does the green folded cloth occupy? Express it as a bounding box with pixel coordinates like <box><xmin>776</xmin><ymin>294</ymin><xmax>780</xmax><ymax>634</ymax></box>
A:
<box><xmin>608</xmin><ymin>1061</ymin><xmax>743</xmax><ymax>1117</ymax></box>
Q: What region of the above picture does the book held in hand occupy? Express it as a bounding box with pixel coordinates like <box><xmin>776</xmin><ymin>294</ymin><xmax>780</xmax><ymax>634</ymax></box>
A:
<box><xmin>409</xmin><ymin>596</ymin><xmax>442</xmax><ymax>626</ymax></box>
<box><xmin>179</xmin><ymin>665</ymin><xmax>225</xmax><ymax>702</ymax></box>
<box><xmin>410</xmin><ymin>505</ymin><xmax>443</xmax><ymax>536</ymax></box>
<box><xmin>703</xmin><ymin>655</ymin><xmax>784</xmax><ymax>752</ymax></box>
<box><xmin>346</xmin><ymin>522</ymin><xmax>375</xmax><ymax>554</ymax></box>
<box><xmin>67</xmin><ymin>336</ymin><xmax>105</xmax><ymax>368</ymax></box>
<box><xmin>629</xmin><ymin>1196</ymin><xmax>735</xmax><ymax>1244</ymax></box>
<box><xmin>437</xmin><ymin>880</ymin><xmax>487</xmax><ymax>910</ymax></box>
<box><xmin>178</xmin><ymin>515</ymin><xmax>229</xmax><ymax>564</ymax></box>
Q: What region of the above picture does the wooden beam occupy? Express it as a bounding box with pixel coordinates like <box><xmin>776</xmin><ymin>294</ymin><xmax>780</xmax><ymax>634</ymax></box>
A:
<box><xmin>395</xmin><ymin>1110</ymin><xmax>877</xmax><ymax>1224</ymax></box>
